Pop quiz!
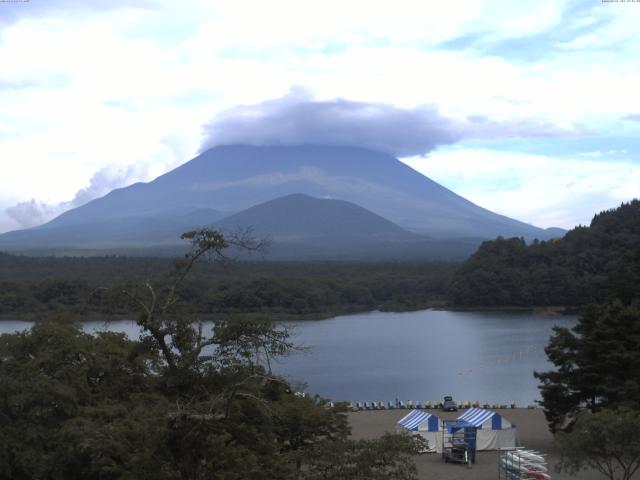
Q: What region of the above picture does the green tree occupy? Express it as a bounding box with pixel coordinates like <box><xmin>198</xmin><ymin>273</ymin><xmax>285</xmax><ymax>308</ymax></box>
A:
<box><xmin>303</xmin><ymin>433</ymin><xmax>425</xmax><ymax>480</ymax></box>
<box><xmin>449</xmin><ymin>200</ymin><xmax>640</xmax><ymax>308</ymax></box>
<box><xmin>0</xmin><ymin>229</ymin><xmax>421</xmax><ymax>479</ymax></box>
<box><xmin>556</xmin><ymin>408</ymin><xmax>640</xmax><ymax>480</ymax></box>
<box><xmin>535</xmin><ymin>302</ymin><xmax>640</xmax><ymax>432</ymax></box>
<box><xmin>0</xmin><ymin>321</ymin><xmax>169</xmax><ymax>480</ymax></box>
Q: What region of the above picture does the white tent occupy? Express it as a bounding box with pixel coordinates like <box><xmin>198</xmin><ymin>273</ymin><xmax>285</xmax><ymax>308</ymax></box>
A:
<box><xmin>455</xmin><ymin>408</ymin><xmax>518</xmax><ymax>451</ymax></box>
<box><xmin>396</xmin><ymin>409</ymin><xmax>441</xmax><ymax>453</ymax></box>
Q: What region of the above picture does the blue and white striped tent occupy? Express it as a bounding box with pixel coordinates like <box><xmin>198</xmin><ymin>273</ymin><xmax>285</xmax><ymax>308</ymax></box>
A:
<box><xmin>397</xmin><ymin>409</ymin><xmax>440</xmax><ymax>432</ymax></box>
<box><xmin>458</xmin><ymin>408</ymin><xmax>513</xmax><ymax>429</ymax></box>
<box><xmin>454</xmin><ymin>408</ymin><xmax>517</xmax><ymax>450</ymax></box>
<box><xmin>396</xmin><ymin>410</ymin><xmax>441</xmax><ymax>453</ymax></box>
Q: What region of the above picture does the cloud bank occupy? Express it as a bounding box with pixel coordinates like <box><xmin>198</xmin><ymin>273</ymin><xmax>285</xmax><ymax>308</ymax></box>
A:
<box><xmin>5</xmin><ymin>200</ymin><xmax>62</xmax><ymax>230</ymax></box>
<box><xmin>199</xmin><ymin>89</ymin><xmax>460</xmax><ymax>158</ymax></box>
<box><xmin>199</xmin><ymin>90</ymin><xmax>585</xmax><ymax>158</ymax></box>
<box><xmin>5</xmin><ymin>163</ymin><xmax>157</xmax><ymax>230</ymax></box>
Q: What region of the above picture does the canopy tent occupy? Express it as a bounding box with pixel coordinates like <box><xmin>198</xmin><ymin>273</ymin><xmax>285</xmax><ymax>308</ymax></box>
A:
<box><xmin>396</xmin><ymin>410</ymin><xmax>441</xmax><ymax>453</ymax></box>
<box><xmin>440</xmin><ymin>420</ymin><xmax>479</xmax><ymax>463</ymax></box>
<box><xmin>454</xmin><ymin>408</ymin><xmax>518</xmax><ymax>451</ymax></box>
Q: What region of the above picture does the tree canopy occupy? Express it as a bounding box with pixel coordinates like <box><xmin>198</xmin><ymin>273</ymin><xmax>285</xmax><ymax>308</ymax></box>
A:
<box><xmin>0</xmin><ymin>228</ymin><xmax>423</xmax><ymax>479</ymax></box>
<box><xmin>535</xmin><ymin>301</ymin><xmax>640</xmax><ymax>432</ymax></box>
<box><xmin>0</xmin><ymin>252</ymin><xmax>456</xmax><ymax>321</ymax></box>
<box><xmin>449</xmin><ymin>200</ymin><xmax>640</xmax><ymax>307</ymax></box>
<box><xmin>556</xmin><ymin>408</ymin><xmax>640</xmax><ymax>480</ymax></box>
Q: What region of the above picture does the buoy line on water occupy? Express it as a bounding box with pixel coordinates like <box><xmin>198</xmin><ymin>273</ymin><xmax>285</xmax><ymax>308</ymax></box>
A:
<box><xmin>456</xmin><ymin>344</ymin><xmax>544</xmax><ymax>378</ymax></box>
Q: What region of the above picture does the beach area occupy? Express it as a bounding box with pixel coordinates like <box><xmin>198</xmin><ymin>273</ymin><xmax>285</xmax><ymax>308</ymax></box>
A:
<box><xmin>348</xmin><ymin>408</ymin><xmax>635</xmax><ymax>480</ymax></box>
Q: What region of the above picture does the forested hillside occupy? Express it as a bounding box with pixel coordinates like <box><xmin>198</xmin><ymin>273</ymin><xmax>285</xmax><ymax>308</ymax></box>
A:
<box><xmin>0</xmin><ymin>254</ymin><xmax>456</xmax><ymax>320</ymax></box>
<box><xmin>449</xmin><ymin>200</ymin><xmax>640</xmax><ymax>307</ymax></box>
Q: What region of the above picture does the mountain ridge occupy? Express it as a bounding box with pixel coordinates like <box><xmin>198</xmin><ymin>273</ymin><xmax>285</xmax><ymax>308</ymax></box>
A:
<box><xmin>214</xmin><ymin>193</ymin><xmax>418</xmax><ymax>239</ymax></box>
<box><xmin>0</xmin><ymin>145</ymin><xmax>565</xmax><ymax>258</ymax></box>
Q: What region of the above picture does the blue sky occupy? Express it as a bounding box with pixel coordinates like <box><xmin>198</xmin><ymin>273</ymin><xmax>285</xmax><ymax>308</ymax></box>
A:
<box><xmin>0</xmin><ymin>0</ymin><xmax>639</xmax><ymax>232</ymax></box>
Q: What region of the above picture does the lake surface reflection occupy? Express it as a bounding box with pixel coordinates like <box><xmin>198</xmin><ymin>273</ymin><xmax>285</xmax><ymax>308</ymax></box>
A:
<box><xmin>0</xmin><ymin>309</ymin><xmax>576</xmax><ymax>406</ymax></box>
<box><xmin>276</xmin><ymin>309</ymin><xmax>576</xmax><ymax>406</ymax></box>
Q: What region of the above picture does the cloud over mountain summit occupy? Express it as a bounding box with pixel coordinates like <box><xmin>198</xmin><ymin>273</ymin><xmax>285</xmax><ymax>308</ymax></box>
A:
<box><xmin>199</xmin><ymin>89</ymin><xmax>586</xmax><ymax>158</ymax></box>
<box><xmin>199</xmin><ymin>89</ymin><xmax>460</xmax><ymax>157</ymax></box>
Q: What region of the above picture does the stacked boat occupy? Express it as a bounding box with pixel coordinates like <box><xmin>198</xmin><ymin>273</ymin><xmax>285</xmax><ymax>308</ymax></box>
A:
<box><xmin>498</xmin><ymin>449</ymin><xmax>549</xmax><ymax>480</ymax></box>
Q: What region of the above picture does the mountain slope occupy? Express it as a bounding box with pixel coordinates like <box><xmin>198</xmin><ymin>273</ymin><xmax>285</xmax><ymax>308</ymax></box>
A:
<box><xmin>213</xmin><ymin>193</ymin><xmax>462</xmax><ymax>260</ymax></box>
<box><xmin>215</xmin><ymin>193</ymin><xmax>416</xmax><ymax>239</ymax></box>
<box><xmin>0</xmin><ymin>207</ymin><xmax>226</xmax><ymax>249</ymax></box>
<box><xmin>0</xmin><ymin>145</ymin><xmax>564</xmax><ymax>256</ymax></box>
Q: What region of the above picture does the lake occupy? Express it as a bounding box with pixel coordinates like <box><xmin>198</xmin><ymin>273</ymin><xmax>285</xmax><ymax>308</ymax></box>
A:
<box><xmin>0</xmin><ymin>309</ymin><xmax>576</xmax><ymax>406</ymax></box>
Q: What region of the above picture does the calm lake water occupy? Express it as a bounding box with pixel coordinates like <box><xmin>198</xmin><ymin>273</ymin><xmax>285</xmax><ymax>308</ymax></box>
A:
<box><xmin>0</xmin><ymin>309</ymin><xmax>576</xmax><ymax>406</ymax></box>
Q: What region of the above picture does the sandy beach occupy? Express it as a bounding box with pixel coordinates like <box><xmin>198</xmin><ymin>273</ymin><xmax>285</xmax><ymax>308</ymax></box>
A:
<box><xmin>348</xmin><ymin>408</ymin><xmax>637</xmax><ymax>480</ymax></box>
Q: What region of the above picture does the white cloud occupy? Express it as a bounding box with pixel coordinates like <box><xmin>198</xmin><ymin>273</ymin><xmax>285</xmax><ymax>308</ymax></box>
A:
<box><xmin>5</xmin><ymin>199</ymin><xmax>66</xmax><ymax>230</ymax></box>
<box><xmin>556</xmin><ymin>33</ymin><xmax>599</xmax><ymax>50</ymax></box>
<box><xmin>199</xmin><ymin>89</ymin><xmax>582</xmax><ymax>156</ymax></box>
<box><xmin>0</xmin><ymin>0</ymin><xmax>154</xmax><ymax>25</ymax></box>
<box><xmin>0</xmin><ymin>0</ymin><xmax>639</xmax><ymax>233</ymax></box>
<box><xmin>184</xmin><ymin>0</ymin><xmax>564</xmax><ymax>52</ymax></box>
<box><xmin>3</xmin><ymin>162</ymin><xmax>173</xmax><ymax>230</ymax></box>
<box><xmin>403</xmin><ymin>148</ymin><xmax>640</xmax><ymax>229</ymax></box>
<box><xmin>579</xmin><ymin>149</ymin><xmax>628</xmax><ymax>157</ymax></box>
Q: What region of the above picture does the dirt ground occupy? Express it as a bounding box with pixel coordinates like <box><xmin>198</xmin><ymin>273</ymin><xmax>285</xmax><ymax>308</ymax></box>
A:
<box><xmin>348</xmin><ymin>408</ymin><xmax>636</xmax><ymax>480</ymax></box>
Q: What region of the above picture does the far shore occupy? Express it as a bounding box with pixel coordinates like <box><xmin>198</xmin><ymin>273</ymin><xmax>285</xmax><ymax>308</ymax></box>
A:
<box><xmin>434</xmin><ymin>305</ymin><xmax>581</xmax><ymax>315</ymax></box>
<box><xmin>0</xmin><ymin>304</ymin><xmax>581</xmax><ymax>323</ymax></box>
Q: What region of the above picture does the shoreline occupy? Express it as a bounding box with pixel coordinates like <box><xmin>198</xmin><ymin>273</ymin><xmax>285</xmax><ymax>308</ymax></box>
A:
<box><xmin>0</xmin><ymin>304</ymin><xmax>581</xmax><ymax>322</ymax></box>
<box><xmin>348</xmin><ymin>408</ymin><xmax>615</xmax><ymax>480</ymax></box>
<box><xmin>435</xmin><ymin>305</ymin><xmax>581</xmax><ymax>315</ymax></box>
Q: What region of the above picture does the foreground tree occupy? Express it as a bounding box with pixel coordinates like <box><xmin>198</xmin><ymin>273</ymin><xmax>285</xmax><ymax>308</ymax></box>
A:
<box><xmin>303</xmin><ymin>433</ymin><xmax>426</xmax><ymax>480</ymax></box>
<box><xmin>0</xmin><ymin>321</ymin><xmax>171</xmax><ymax>480</ymax></box>
<box><xmin>0</xmin><ymin>229</ymin><xmax>422</xmax><ymax>479</ymax></box>
<box><xmin>556</xmin><ymin>408</ymin><xmax>640</xmax><ymax>480</ymax></box>
<box><xmin>535</xmin><ymin>301</ymin><xmax>640</xmax><ymax>431</ymax></box>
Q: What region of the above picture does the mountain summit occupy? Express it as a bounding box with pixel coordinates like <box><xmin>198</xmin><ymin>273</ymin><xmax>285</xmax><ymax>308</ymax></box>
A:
<box><xmin>211</xmin><ymin>193</ymin><xmax>444</xmax><ymax>259</ymax></box>
<box><xmin>0</xmin><ymin>145</ymin><xmax>562</xmax><ymax>256</ymax></box>
<box><xmin>215</xmin><ymin>193</ymin><xmax>415</xmax><ymax>239</ymax></box>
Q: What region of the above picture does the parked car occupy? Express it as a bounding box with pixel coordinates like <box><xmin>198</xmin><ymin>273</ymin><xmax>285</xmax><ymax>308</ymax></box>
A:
<box><xmin>443</xmin><ymin>395</ymin><xmax>457</xmax><ymax>412</ymax></box>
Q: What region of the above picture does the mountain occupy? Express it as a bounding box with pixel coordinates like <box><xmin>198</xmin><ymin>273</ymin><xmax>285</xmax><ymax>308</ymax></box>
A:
<box><xmin>0</xmin><ymin>207</ymin><xmax>227</xmax><ymax>250</ymax></box>
<box><xmin>0</xmin><ymin>145</ymin><xmax>564</xmax><ymax>257</ymax></box>
<box><xmin>212</xmin><ymin>193</ymin><xmax>480</xmax><ymax>260</ymax></box>
<box><xmin>215</xmin><ymin>193</ymin><xmax>414</xmax><ymax>239</ymax></box>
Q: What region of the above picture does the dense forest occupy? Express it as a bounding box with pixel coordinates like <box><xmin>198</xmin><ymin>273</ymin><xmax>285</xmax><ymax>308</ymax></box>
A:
<box><xmin>2</xmin><ymin>200</ymin><xmax>639</xmax><ymax>319</ymax></box>
<box><xmin>0</xmin><ymin>253</ymin><xmax>457</xmax><ymax>320</ymax></box>
<box><xmin>0</xmin><ymin>230</ymin><xmax>424</xmax><ymax>480</ymax></box>
<box><xmin>448</xmin><ymin>200</ymin><xmax>640</xmax><ymax>307</ymax></box>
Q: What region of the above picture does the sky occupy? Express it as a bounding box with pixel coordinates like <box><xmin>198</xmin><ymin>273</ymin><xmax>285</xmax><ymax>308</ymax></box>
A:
<box><xmin>1</xmin><ymin>0</ymin><xmax>639</xmax><ymax>233</ymax></box>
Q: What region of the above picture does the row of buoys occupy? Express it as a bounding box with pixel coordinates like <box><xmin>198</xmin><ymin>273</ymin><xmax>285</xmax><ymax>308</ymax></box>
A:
<box><xmin>290</xmin><ymin>392</ymin><xmax>541</xmax><ymax>410</ymax></box>
<box><xmin>457</xmin><ymin>345</ymin><xmax>543</xmax><ymax>377</ymax></box>
<box><xmin>347</xmin><ymin>400</ymin><xmax>532</xmax><ymax>411</ymax></box>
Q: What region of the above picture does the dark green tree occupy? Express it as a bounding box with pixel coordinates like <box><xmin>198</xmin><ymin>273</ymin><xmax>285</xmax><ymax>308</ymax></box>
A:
<box><xmin>0</xmin><ymin>229</ymin><xmax>422</xmax><ymax>479</ymax></box>
<box><xmin>0</xmin><ymin>321</ymin><xmax>170</xmax><ymax>480</ymax></box>
<box><xmin>535</xmin><ymin>301</ymin><xmax>640</xmax><ymax>431</ymax></box>
<box><xmin>449</xmin><ymin>200</ymin><xmax>640</xmax><ymax>308</ymax></box>
<box><xmin>303</xmin><ymin>433</ymin><xmax>426</xmax><ymax>480</ymax></box>
<box><xmin>556</xmin><ymin>408</ymin><xmax>640</xmax><ymax>480</ymax></box>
